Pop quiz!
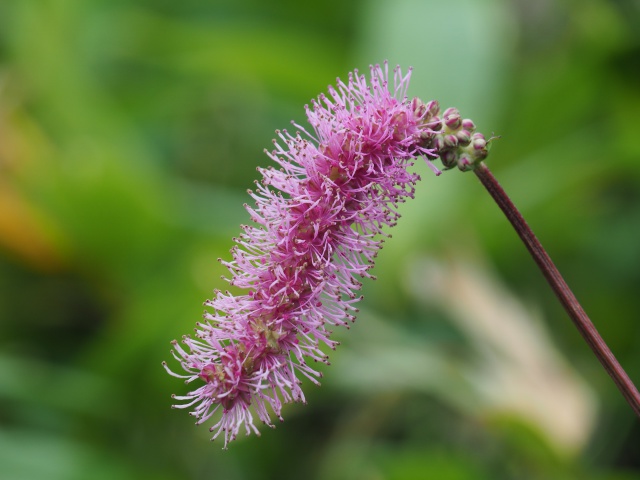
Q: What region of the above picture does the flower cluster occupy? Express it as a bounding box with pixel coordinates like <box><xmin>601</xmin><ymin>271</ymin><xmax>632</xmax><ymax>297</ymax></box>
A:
<box><xmin>165</xmin><ymin>63</ymin><xmax>452</xmax><ymax>447</ymax></box>
<box><xmin>424</xmin><ymin>107</ymin><xmax>490</xmax><ymax>171</ymax></box>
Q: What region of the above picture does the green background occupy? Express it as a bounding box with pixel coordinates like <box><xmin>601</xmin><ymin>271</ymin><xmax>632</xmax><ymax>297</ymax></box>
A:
<box><xmin>0</xmin><ymin>0</ymin><xmax>639</xmax><ymax>478</ymax></box>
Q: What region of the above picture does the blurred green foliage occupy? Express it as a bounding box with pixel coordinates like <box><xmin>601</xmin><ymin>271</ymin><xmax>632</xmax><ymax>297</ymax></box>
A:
<box><xmin>1</xmin><ymin>0</ymin><xmax>639</xmax><ymax>479</ymax></box>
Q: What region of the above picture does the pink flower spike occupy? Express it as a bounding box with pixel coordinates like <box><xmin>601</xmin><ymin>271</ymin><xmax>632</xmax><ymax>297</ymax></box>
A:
<box><xmin>165</xmin><ymin>61</ymin><xmax>442</xmax><ymax>448</ymax></box>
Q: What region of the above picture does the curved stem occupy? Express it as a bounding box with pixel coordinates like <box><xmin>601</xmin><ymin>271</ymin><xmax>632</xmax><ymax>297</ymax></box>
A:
<box><xmin>473</xmin><ymin>162</ymin><xmax>640</xmax><ymax>417</ymax></box>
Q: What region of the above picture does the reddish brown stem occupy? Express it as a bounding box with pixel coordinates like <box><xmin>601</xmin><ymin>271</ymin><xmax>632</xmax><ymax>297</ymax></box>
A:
<box><xmin>473</xmin><ymin>162</ymin><xmax>640</xmax><ymax>417</ymax></box>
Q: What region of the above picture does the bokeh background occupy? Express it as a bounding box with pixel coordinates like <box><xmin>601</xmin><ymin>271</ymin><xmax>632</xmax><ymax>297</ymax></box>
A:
<box><xmin>1</xmin><ymin>0</ymin><xmax>639</xmax><ymax>478</ymax></box>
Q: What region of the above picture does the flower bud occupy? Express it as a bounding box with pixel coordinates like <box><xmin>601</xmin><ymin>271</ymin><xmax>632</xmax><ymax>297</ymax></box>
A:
<box><xmin>419</xmin><ymin>130</ymin><xmax>435</xmax><ymax>145</ymax></box>
<box><xmin>440</xmin><ymin>149</ymin><xmax>457</xmax><ymax>169</ymax></box>
<box><xmin>443</xmin><ymin>134</ymin><xmax>458</xmax><ymax>149</ymax></box>
<box><xmin>443</xmin><ymin>107</ymin><xmax>461</xmax><ymax>130</ymax></box>
<box><xmin>456</xmin><ymin>153</ymin><xmax>473</xmax><ymax>171</ymax></box>
<box><xmin>470</xmin><ymin>133</ymin><xmax>488</xmax><ymax>160</ymax></box>
<box><xmin>425</xmin><ymin>117</ymin><xmax>442</xmax><ymax>131</ymax></box>
<box><xmin>456</xmin><ymin>129</ymin><xmax>472</xmax><ymax>146</ymax></box>
<box><xmin>471</xmin><ymin>133</ymin><xmax>487</xmax><ymax>151</ymax></box>
<box><xmin>461</xmin><ymin>119</ymin><xmax>475</xmax><ymax>132</ymax></box>
<box><xmin>411</xmin><ymin>97</ymin><xmax>427</xmax><ymax>118</ymax></box>
<box><xmin>426</xmin><ymin>100</ymin><xmax>440</xmax><ymax>117</ymax></box>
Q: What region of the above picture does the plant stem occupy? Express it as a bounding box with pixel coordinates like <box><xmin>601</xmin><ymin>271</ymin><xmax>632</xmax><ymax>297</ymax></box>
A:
<box><xmin>473</xmin><ymin>162</ymin><xmax>640</xmax><ymax>418</ymax></box>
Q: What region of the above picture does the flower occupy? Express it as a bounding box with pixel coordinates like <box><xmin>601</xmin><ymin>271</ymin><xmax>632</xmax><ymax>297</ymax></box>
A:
<box><xmin>164</xmin><ymin>62</ymin><xmax>443</xmax><ymax>448</ymax></box>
